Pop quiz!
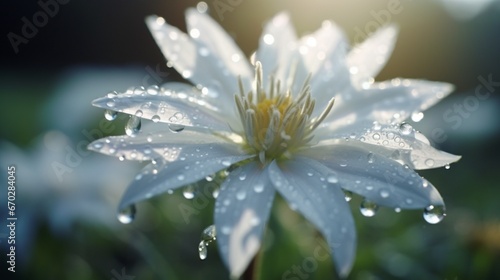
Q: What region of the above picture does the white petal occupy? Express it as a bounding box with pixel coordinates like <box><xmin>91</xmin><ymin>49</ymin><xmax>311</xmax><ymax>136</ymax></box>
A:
<box><xmin>303</xmin><ymin>21</ymin><xmax>351</xmax><ymax>116</ymax></box>
<box><xmin>255</xmin><ymin>12</ymin><xmax>297</xmax><ymax>89</ymax></box>
<box><xmin>347</xmin><ymin>25</ymin><xmax>399</xmax><ymax>87</ymax></box>
<box><xmin>87</xmin><ymin>130</ymin><xmax>243</xmax><ymax>162</ymax></box>
<box><xmin>145</xmin><ymin>15</ymin><xmax>246</xmax><ymax>112</ymax></box>
<box><xmin>300</xmin><ymin>144</ymin><xmax>445</xmax><ymax>208</ymax></box>
<box><xmin>354</xmin><ymin>126</ymin><xmax>461</xmax><ymax>169</ymax></box>
<box><xmin>117</xmin><ymin>145</ymin><xmax>252</xmax><ymax>210</ymax></box>
<box><xmin>92</xmin><ymin>82</ymin><xmax>232</xmax><ymax>131</ymax></box>
<box><xmin>318</xmin><ymin>79</ymin><xmax>455</xmax><ymax>138</ymax></box>
<box><xmin>185</xmin><ymin>8</ymin><xmax>253</xmax><ymax>88</ymax></box>
<box><xmin>215</xmin><ymin>162</ymin><xmax>275</xmax><ymax>278</ymax></box>
<box><xmin>268</xmin><ymin>159</ymin><xmax>356</xmax><ymax>278</ymax></box>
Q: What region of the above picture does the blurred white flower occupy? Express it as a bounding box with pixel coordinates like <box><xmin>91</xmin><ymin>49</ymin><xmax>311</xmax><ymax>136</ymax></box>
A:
<box><xmin>89</xmin><ymin>9</ymin><xmax>460</xmax><ymax>277</ymax></box>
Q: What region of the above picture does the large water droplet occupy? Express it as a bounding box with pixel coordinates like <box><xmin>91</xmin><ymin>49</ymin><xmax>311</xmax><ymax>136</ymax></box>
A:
<box><xmin>198</xmin><ymin>240</ymin><xmax>208</xmax><ymax>260</ymax></box>
<box><xmin>423</xmin><ymin>205</ymin><xmax>446</xmax><ymax>224</ymax></box>
<box><xmin>104</xmin><ymin>109</ymin><xmax>117</xmax><ymax>121</ymax></box>
<box><xmin>117</xmin><ymin>205</ymin><xmax>136</xmax><ymax>224</ymax></box>
<box><xmin>399</xmin><ymin>122</ymin><xmax>413</xmax><ymax>135</ymax></box>
<box><xmin>360</xmin><ymin>199</ymin><xmax>378</xmax><ymax>217</ymax></box>
<box><xmin>125</xmin><ymin>116</ymin><xmax>141</xmax><ymax>136</ymax></box>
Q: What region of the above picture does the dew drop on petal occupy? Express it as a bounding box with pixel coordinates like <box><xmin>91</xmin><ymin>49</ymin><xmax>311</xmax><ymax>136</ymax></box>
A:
<box><xmin>394</xmin><ymin>207</ymin><xmax>401</xmax><ymax>213</ymax></box>
<box><xmin>372</xmin><ymin>133</ymin><xmax>380</xmax><ymax>140</ymax></box>
<box><xmin>198</xmin><ymin>240</ymin><xmax>208</xmax><ymax>260</ymax></box>
<box><xmin>236</xmin><ymin>190</ymin><xmax>246</xmax><ymax>200</ymax></box>
<box><xmin>360</xmin><ymin>199</ymin><xmax>378</xmax><ymax>217</ymax></box>
<box><xmin>379</xmin><ymin>189</ymin><xmax>390</xmax><ymax>198</ymax></box>
<box><xmin>117</xmin><ymin>204</ymin><xmax>136</xmax><ymax>224</ymax></box>
<box><xmin>221</xmin><ymin>226</ymin><xmax>231</xmax><ymax>235</ymax></box>
<box><xmin>253</xmin><ymin>183</ymin><xmax>264</xmax><ymax>193</ymax></box>
<box><xmin>327</xmin><ymin>175</ymin><xmax>338</xmax><ymax>184</ymax></box>
<box><xmin>399</xmin><ymin>123</ymin><xmax>413</xmax><ymax>135</ymax></box>
<box><xmin>263</xmin><ymin>34</ymin><xmax>275</xmax><ymax>45</ymax></box>
<box><xmin>423</xmin><ymin>205</ymin><xmax>446</xmax><ymax>224</ymax></box>
<box><xmin>367</xmin><ymin>152</ymin><xmax>375</xmax><ymax>163</ymax></box>
<box><xmin>425</xmin><ymin>159</ymin><xmax>435</xmax><ymax>167</ymax></box>
<box><xmin>152</xmin><ymin>115</ymin><xmax>161</xmax><ymax>123</ymax></box>
<box><xmin>444</xmin><ymin>164</ymin><xmax>450</xmax><ymax>170</ymax></box>
<box><xmin>169</xmin><ymin>124</ymin><xmax>185</xmax><ymax>133</ymax></box>
<box><xmin>135</xmin><ymin>110</ymin><xmax>143</xmax><ymax>117</ymax></box>
<box><xmin>125</xmin><ymin>116</ymin><xmax>141</xmax><ymax>136</ymax></box>
<box><xmin>104</xmin><ymin>109</ymin><xmax>117</xmax><ymax>121</ymax></box>
<box><xmin>372</xmin><ymin>121</ymin><xmax>381</xmax><ymax>130</ymax></box>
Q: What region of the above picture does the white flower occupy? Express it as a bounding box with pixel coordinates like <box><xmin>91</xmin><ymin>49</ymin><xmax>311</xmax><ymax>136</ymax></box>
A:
<box><xmin>89</xmin><ymin>9</ymin><xmax>460</xmax><ymax>278</ymax></box>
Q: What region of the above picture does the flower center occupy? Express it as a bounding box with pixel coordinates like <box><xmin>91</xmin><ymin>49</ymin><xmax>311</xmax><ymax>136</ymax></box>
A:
<box><xmin>235</xmin><ymin>62</ymin><xmax>335</xmax><ymax>163</ymax></box>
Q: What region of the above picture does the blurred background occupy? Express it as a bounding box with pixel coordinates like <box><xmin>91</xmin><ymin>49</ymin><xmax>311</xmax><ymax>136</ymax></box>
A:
<box><xmin>1</xmin><ymin>0</ymin><xmax>500</xmax><ymax>279</ymax></box>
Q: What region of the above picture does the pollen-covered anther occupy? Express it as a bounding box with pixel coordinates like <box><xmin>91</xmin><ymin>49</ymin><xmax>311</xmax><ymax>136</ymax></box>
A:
<box><xmin>235</xmin><ymin>62</ymin><xmax>335</xmax><ymax>162</ymax></box>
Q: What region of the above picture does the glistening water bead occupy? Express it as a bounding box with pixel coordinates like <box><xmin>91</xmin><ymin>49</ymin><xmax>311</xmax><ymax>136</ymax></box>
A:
<box><xmin>198</xmin><ymin>225</ymin><xmax>216</xmax><ymax>260</ymax></box>
<box><xmin>125</xmin><ymin>116</ymin><xmax>142</xmax><ymax>136</ymax></box>
<box><xmin>104</xmin><ymin>109</ymin><xmax>118</xmax><ymax>121</ymax></box>
<box><xmin>423</xmin><ymin>205</ymin><xmax>446</xmax><ymax>224</ymax></box>
<box><xmin>117</xmin><ymin>204</ymin><xmax>136</xmax><ymax>224</ymax></box>
<box><xmin>360</xmin><ymin>199</ymin><xmax>378</xmax><ymax>217</ymax></box>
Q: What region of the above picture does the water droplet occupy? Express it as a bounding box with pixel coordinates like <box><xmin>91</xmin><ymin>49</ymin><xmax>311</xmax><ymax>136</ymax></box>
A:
<box><xmin>196</xmin><ymin>1</ymin><xmax>208</xmax><ymax>13</ymax></box>
<box><xmin>399</xmin><ymin>123</ymin><xmax>413</xmax><ymax>135</ymax></box>
<box><xmin>236</xmin><ymin>190</ymin><xmax>246</xmax><ymax>200</ymax></box>
<box><xmin>367</xmin><ymin>152</ymin><xmax>375</xmax><ymax>163</ymax></box>
<box><xmin>104</xmin><ymin>109</ymin><xmax>117</xmax><ymax>121</ymax></box>
<box><xmin>239</xmin><ymin>173</ymin><xmax>247</xmax><ymax>181</ymax></box>
<box><xmin>125</xmin><ymin>116</ymin><xmax>141</xmax><ymax>136</ymax></box>
<box><xmin>372</xmin><ymin>133</ymin><xmax>380</xmax><ymax>140</ymax></box>
<box><xmin>360</xmin><ymin>199</ymin><xmax>378</xmax><ymax>217</ymax></box>
<box><xmin>152</xmin><ymin>115</ymin><xmax>161</xmax><ymax>123</ymax></box>
<box><xmin>199</xmin><ymin>47</ymin><xmax>210</xmax><ymax>57</ymax></box>
<box><xmin>425</xmin><ymin>159</ymin><xmax>435</xmax><ymax>167</ymax></box>
<box><xmin>117</xmin><ymin>205</ymin><xmax>136</xmax><ymax>224</ymax></box>
<box><xmin>221</xmin><ymin>160</ymin><xmax>231</xmax><ymax>167</ymax></box>
<box><xmin>394</xmin><ymin>207</ymin><xmax>401</xmax><ymax>213</ymax></box>
<box><xmin>177</xmin><ymin>174</ymin><xmax>185</xmax><ymax>181</ymax></box>
<box><xmin>372</xmin><ymin>121</ymin><xmax>382</xmax><ymax>130</ymax></box>
<box><xmin>198</xmin><ymin>240</ymin><xmax>208</xmax><ymax>260</ymax></box>
<box><xmin>444</xmin><ymin>164</ymin><xmax>450</xmax><ymax>170</ymax></box>
<box><xmin>107</xmin><ymin>91</ymin><xmax>117</xmax><ymax>98</ymax></box>
<box><xmin>263</xmin><ymin>34</ymin><xmax>275</xmax><ymax>45</ymax></box>
<box><xmin>118</xmin><ymin>155</ymin><xmax>125</xmax><ymax>161</ymax></box>
<box><xmin>183</xmin><ymin>185</ymin><xmax>196</xmax><ymax>199</ymax></box>
<box><xmin>344</xmin><ymin>190</ymin><xmax>353</xmax><ymax>202</ymax></box>
<box><xmin>169</xmin><ymin>124</ymin><xmax>185</xmax><ymax>133</ymax></box>
<box><xmin>202</xmin><ymin>224</ymin><xmax>216</xmax><ymax>241</ymax></box>
<box><xmin>379</xmin><ymin>189</ymin><xmax>390</xmax><ymax>198</ymax></box>
<box><xmin>327</xmin><ymin>175</ymin><xmax>338</xmax><ymax>184</ymax></box>
<box><xmin>182</xmin><ymin>70</ymin><xmax>192</xmax><ymax>79</ymax></box>
<box><xmin>253</xmin><ymin>184</ymin><xmax>264</xmax><ymax>193</ymax></box>
<box><xmin>106</xmin><ymin>100</ymin><xmax>115</xmax><ymax>108</ymax></box>
<box><xmin>423</xmin><ymin>205</ymin><xmax>446</xmax><ymax>224</ymax></box>
<box><xmin>147</xmin><ymin>85</ymin><xmax>159</xmax><ymax>95</ymax></box>
<box><xmin>135</xmin><ymin>110</ymin><xmax>143</xmax><ymax>117</ymax></box>
<box><xmin>411</xmin><ymin>111</ymin><xmax>424</xmax><ymax>122</ymax></box>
